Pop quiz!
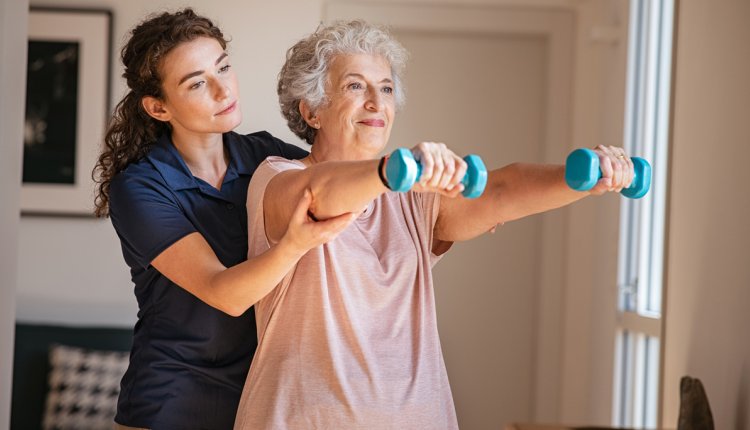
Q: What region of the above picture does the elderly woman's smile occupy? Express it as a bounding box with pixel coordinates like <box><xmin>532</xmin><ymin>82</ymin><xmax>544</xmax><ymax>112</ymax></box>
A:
<box><xmin>358</xmin><ymin>118</ymin><xmax>386</xmax><ymax>127</ymax></box>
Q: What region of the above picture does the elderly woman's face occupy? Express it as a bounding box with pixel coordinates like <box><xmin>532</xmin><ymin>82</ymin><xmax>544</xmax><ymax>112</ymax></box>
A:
<box><xmin>314</xmin><ymin>54</ymin><xmax>395</xmax><ymax>156</ymax></box>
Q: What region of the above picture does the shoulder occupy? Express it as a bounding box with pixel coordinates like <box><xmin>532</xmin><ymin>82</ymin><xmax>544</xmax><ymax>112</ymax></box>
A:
<box><xmin>227</xmin><ymin>131</ymin><xmax>308</xmax><ymax>162</ymax></box>
<box><xmin>249</xmin><ymin>157</ymin><xmax>305</xmax><ymax>191</ymax></box>
<box><xmin>263</xmin><ymin>156</ymin><xmax>306</xmax><ymax>172</ymax></box>
<box><xmin>109</xmin><ymin>157</ymin><xmax>177</xmax><ymax>214</ymax></box>
<box><xmin>110</xmin><ymin>157</ymin><xmax>164</xmax><ymax>195</ymax></box>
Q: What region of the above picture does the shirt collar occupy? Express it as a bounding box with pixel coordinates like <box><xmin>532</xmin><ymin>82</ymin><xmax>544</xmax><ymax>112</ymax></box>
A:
<box><xmin>146</xmin><ymin>132</ymin><xmax>250</xmax><ymax>191</ymax></box>
<box><xmin>146</xmin><ymin>134</ymin><xmax>196</xmax><ymax>191</ymax></box>
<box><xmin>223</xmin><ymin>131</ymin><xmax>254</xmax><ymax>178</ymax></box>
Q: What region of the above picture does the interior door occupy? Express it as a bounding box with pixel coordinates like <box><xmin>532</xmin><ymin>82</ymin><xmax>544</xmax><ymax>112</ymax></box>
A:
<box><xmin>325</xmin><ymin>4</ymin><xmax>573</xmax><ymax>427</ymax></box>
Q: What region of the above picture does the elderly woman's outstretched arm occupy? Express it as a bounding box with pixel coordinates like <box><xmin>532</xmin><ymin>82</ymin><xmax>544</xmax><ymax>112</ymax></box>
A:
<box><xmin>263</xmin><ymin>143</ymin><xmax>467</xmax><ymax>244</ymax></box>
<box><xmin>433</xmin><ymin>145</ymin><xmax>635</xmax><ymax>244</ymax></box>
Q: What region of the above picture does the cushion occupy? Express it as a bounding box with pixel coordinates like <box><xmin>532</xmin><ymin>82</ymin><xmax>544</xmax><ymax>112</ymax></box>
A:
<box><xmin>42</xmin><ymin>344</ymin><xmax>129</xmax><ymax>430</ymax></box>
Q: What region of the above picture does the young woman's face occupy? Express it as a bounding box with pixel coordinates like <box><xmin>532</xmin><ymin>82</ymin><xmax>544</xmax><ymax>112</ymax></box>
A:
<box><xmin>149</xmin><ymin>37</ymin><xmax>242</xmax><ymax>137</ymax></box>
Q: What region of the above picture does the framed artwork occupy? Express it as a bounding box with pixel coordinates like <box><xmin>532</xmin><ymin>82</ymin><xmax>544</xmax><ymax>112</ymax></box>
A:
<box><xmin>22</xmin><ymin>8</ymin><xmax>112</xmax><ymax>216</ymax></box>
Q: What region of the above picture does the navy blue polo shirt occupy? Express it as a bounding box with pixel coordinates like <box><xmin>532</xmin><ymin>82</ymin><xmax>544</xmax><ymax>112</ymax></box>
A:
<box><xmin>109</xmin><ymin>131</ymin><xmax>307</xmax><ymax>429</ymax></box>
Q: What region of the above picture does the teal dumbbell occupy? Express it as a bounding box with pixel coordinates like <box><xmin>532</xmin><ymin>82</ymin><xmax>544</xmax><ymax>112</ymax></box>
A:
<box><xmin>385</xmin><ymin>148</ymin><xmax>488</xmax><ymax>198</ymax></box>
<box><xmin>565</xmin><ymin>148</ymin><xmax>651</xmax><ymax>199</ymax></box>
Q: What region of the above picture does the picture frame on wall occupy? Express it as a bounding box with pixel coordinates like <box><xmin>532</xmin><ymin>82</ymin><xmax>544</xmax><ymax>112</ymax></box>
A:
<box><xmin>22</xmin><ymin>7</ymin><xmax>112</xmax><ymax>216</ymax></box>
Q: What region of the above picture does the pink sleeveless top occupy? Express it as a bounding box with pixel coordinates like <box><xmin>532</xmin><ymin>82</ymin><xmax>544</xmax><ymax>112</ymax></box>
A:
<box><xmin>234</xmin><ymin>157</ymin><xmax>458</xmax><ymax>429</ymax></box>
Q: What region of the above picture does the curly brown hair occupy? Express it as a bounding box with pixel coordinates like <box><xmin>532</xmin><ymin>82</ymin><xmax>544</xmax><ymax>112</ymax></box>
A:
<box><xmin>92</xmin><ymin>8</ymin><xmax>227</xmax><ymax>217</ymax></box>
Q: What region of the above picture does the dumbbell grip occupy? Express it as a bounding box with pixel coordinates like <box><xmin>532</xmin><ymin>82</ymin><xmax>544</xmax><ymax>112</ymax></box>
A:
<box><xmin>385</xmin><ymin>148</ymin><xmax>487</xmax><ymax>199</ymax></box>
<box><xmin>411</xmin><ymin>163</ymin><xmax>470</xmax><ymax>190</ymax></box>
<box><xmin>564</xmin><ymin>148</ymin><xmax>651</xmax><ymax>199</ymax></box>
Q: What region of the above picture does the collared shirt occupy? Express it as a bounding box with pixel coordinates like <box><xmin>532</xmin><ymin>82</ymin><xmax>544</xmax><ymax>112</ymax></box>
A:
<box><xmin>109</xmin><ymin>131</ymin><xmax>307</xmax><ymax>430</ymax></box>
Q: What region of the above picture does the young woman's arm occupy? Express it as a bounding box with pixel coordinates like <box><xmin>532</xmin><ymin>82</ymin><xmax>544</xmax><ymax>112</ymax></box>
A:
<box><xmin>151</xmin><ymin>191</ymin><xmax>354</xmax><ymax>316</ymax></box>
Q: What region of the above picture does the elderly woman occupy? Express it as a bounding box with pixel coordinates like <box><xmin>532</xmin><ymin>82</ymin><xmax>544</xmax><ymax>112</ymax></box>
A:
<box><xmin>233</xmin><ymin>20</ymin><xmax>634</xmax><ymax>429</ymax></box>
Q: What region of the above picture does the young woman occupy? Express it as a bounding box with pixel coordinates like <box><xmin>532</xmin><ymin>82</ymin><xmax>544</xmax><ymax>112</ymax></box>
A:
<box><xmin>92</xmin><ymin>9</ymin><xmax>353</xmax><ymax>429</ymax></box>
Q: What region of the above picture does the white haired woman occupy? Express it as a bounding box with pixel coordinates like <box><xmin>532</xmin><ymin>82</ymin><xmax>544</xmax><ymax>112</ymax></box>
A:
<box><xmin>233</xmin><ymin>20</ymin><xmax>634</xmax><ymax>429</ymax></box>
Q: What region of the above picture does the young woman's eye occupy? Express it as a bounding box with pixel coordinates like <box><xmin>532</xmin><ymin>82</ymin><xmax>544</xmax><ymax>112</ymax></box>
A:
<box><xmin>189</xmin><ymin>81</ymin><xmax>205</xmax><ymax>90</ymax></box>
<box><xmin>219</xmin><ymin>64</ymin><xmax>231</xmax><ymax>73</ymax></box>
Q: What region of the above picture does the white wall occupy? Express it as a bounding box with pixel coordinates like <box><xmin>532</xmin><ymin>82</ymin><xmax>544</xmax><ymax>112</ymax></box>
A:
<box><xmin>661</xmin><ymin>0</ymin><xmax>750</xmax><ymax>428</ymax></box>
<box><xmin>1</xmin><ymin>0</ymin><xmax>28</xmax><ymax>426</ymax></box>
<box><xmin>18</xmin><ymin>0</ymin><xmax>331</xmax><ymax>326</ymax></box>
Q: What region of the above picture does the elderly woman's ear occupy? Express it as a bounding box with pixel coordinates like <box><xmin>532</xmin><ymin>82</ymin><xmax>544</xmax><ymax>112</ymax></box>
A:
<box><xmin>299</xmin><ymin>101</ymin><xmax>320</xmax><ymax>130</ymax></box>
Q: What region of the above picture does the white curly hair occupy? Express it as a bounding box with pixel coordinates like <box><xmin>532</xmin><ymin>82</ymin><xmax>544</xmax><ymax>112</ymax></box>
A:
<box><xmin>277</xmin><ymin>20</ymin><xmax>409</xmax><ymax>145</ymax></box>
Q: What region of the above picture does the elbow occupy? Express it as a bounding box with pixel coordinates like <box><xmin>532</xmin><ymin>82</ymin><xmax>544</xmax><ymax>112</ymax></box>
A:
<box><xmin>203</xmin><ymin>296</ymin><xmax>247</xmax><ymax>317</ymax></box>
<box><xmin>204</xmin><ymin>278</ymin><xmax>254</xmax><ymax>318</ymax></box>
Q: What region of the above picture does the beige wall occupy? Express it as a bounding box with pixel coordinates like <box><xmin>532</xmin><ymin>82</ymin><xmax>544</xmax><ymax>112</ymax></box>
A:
<box><xmin>661</xmin><ymin>0</ymin><xmax>750</xmax><ymax>428</ymax></box>
<box><xmin>17</xmin><ymin>0</ymin><xmax>330</xmax><ymax>326</ymax></box>
<box><xmin>13</xmin><ymin>0</ymin><xmax>628</xmax><ymax>427</ymax></box>
<box><xmin>14</xmin><ymin>0</ymin><xmax>750</xmax><ymax>427</ymax></box>
<box><xmin>0</xmin><ymin>0</ymin><xmax>28</xmax><ymax>426</ymax></box>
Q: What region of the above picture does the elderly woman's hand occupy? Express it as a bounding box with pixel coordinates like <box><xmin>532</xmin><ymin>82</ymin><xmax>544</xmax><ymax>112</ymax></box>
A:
<box><xmin>588</xmin><ymin>145</ymin><xmax>635</xmax><ymax>195</ymax></box>
<box><xmin>279</xmin><ymin>190</ymin><xmax>356</xmax><ymax>254</ymax></box>
<box><xmin>410</xmin><ymin>142</ymin><xmax>468</xmax><ymax>198</ymax></box>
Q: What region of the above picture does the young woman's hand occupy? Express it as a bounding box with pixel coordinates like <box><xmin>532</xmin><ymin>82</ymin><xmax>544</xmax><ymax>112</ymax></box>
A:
<box><xmin>410</xmin><ymin>141</ymin><xmax>468</xmax><ymax>198</ymax></box>
<box><xmin>588</xmin><ymin>145</ymin><xmax>635</xmax><ymax>195</ymax></box>
<box><xmin>278</xmin><ymin>189</ymin><xmax>356</xmax><ymax>255</ymax></box>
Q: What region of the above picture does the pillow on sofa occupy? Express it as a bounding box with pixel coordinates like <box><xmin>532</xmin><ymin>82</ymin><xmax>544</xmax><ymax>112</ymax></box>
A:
<box><xmin>42</xmin><ymin>344</ymin><xmax>129</xmax><ymax>430</ymax></box>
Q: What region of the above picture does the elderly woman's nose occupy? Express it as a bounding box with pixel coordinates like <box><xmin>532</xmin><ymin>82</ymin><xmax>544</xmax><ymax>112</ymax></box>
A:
<box><xmin>364</xmin><ymin>88</ymin><xmax>384</xmax><ymax>110</ymax></box>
